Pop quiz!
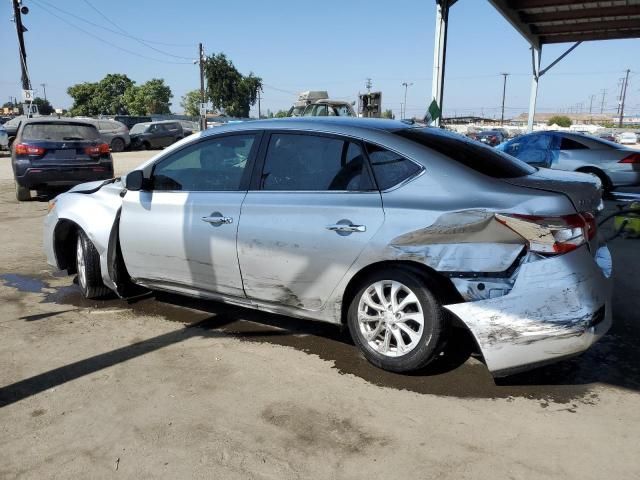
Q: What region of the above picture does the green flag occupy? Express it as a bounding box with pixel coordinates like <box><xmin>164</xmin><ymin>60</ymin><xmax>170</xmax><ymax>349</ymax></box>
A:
<box><xmin>425</xmin><ymin>99</ymin><xmax>441</xmax><ymax>123</ymax></box>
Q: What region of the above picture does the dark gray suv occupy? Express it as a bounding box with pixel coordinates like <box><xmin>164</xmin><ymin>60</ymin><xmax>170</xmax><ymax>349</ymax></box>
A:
<box><xmin>129</xmin><ymin>121</ymin><xmax>184</xmax><ymax>150</ymax></box>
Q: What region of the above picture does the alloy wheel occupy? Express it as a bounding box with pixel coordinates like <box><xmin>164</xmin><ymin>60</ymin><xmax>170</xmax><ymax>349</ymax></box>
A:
<box><xmin>357</xmin><ymin>280</ymin><xmax>424</xmax><ymax>357</ymax></box>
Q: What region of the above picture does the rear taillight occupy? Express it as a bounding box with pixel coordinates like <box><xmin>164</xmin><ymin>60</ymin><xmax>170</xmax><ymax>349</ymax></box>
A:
<box><xmin>14</xmin><ymin>143</ymin><xmax>46</xmax><ymax>156</ymax></box>
<box><xmin>84</xmin><ymin>143</ymin><xmax>110</xmax><ymax>155</ymax></box>
<box><xmin>496</xmin><ymin>212</ymin><xmax>596</xmax><ymax>255</ymax></box>
<box><xmin>619</xmin><ymin>153</ymin><xmax>640</xmax><ymax>164</ymax></box>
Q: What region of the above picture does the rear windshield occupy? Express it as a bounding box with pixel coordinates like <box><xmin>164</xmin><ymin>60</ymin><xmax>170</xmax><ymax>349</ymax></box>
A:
<box><xmin>22</xmin><ymin>123</ymin><xmax>100</xmax><ymax>141</ymax></box>
<box><xmin>395</xmin><ymin>128</ymin><xmax>535</xmax><ymax>178</ymax></box>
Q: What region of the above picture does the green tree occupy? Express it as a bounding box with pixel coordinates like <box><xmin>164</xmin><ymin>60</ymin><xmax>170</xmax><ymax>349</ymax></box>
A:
<box><xmin>68</xmin><ymin>73</ymin><xmax>134</xmax><ymax>115</ymax></box>
<box><xmin>203</xmin><ymin>52</ymin><xmax>262</xmax><ymax>118</ymax></box>
<box><xmin>274</xmin><ymin>109</ymin><xmax>289</xmax><ymax>118</ymax></box>
<box><xmin>381</xmin><ymin>109</ymin><xmax>395</xmax><ymax>119</ymax></box>
<box><xmin>32</xmin><ymin>97</ymin><xmax>54</xmax><ymax>115</ymax></box>
<box><xmin>547</xmin><ymin>115</ymin><xmax>572</xmax><ymax>127</ymax></box>
<box><xmin>180</xmin><ymin>89</ymin><xmax>201</xmax><ymax>116</ymax></box>
<box><xmin>124</xmin><ymin>78</ymin><xmax>173</xmax><ymax>115</ymax></box>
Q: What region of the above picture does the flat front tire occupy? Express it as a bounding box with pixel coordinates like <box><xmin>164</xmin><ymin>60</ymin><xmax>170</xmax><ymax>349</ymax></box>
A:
<box><xmin>347</xmin><ymin>268</ymin><xmax>446</xmax><ymax>373</ymax></box>
<box><xmin>76</xmin><ymin>230</ymin><xmax>110</xmax><ymax>299</ymax></box>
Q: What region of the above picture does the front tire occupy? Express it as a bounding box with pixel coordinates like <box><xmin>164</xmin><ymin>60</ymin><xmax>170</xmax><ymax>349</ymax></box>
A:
<box><xmin>347</xmin><ymin>268</ymin><xmax>446</xmax><ymax>373</ymax></box>
<box><xmin>15</xmin><ymin>181</ymin><xmax>31</xmax><ymax>201</ymax></box>
<box><xmin>76</xmin><ymin>230</ymin><xmax>110</xmax><ymax>299</ymax></box>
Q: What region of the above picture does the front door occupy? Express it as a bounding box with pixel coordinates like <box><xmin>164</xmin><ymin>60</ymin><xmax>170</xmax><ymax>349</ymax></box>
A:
<box><xmin>120</xmin><ymin>132</ymin><xmax>261</xmax><ymax>296</ymax></box>
<box><xmin>237</xmin><ymin>132</ymin><xmax>384</xmax><ymax>311</ymax></box>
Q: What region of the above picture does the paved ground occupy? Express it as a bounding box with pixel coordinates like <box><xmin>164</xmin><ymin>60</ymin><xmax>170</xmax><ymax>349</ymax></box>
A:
<box><xmin>1</xmin><ymin>150</ymin><xmax>639</xmax><ymax>479</ymax></box>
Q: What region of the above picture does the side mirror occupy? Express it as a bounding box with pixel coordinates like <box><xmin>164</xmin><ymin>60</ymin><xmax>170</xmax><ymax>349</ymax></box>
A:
<box><xmin>125</xmin><ymin>170</ymin><xmax>147</xmax><ymax>191</ymax></box>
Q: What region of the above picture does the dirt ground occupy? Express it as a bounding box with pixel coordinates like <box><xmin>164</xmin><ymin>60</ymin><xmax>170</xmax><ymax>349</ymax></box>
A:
<box><xmin>1</xmin><ymin>150</ymin><xmax>639</xmax><ymax>479</ymax></box>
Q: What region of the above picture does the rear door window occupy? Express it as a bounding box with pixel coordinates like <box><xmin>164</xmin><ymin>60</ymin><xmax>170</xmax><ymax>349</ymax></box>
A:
<box><xmin>365</xmin><ymin>143</ymin><xmax>422</xmax><ymax>190</ymax></box>
<box><xmin>560</xmin><ymin>136</ymin><xmax>588</xmax><ymax>150</ymax></box>
<box><xmin>260</xmin><ymin>133</ymin><xmax>373</xmax><ymax>191</ymax></box>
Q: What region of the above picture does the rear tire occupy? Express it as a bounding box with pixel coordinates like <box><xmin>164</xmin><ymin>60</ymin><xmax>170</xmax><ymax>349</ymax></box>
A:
<box><xmin>76</xmin><ymin>229</ymin><xmax>110</xmax><ymax>299</ymax></box>
<box><xmin>347</xmin><ymin>268</ymin><xmax>446</xmax><ymax>373</ymax></box>
<box><xmin>15</xmin><ymin>181</ymin><xmax>31</xmax><ymax>201</ymax></box>
<box><xmin>110</xmin><ymin>137</ymin><xmax>125</xmax><ymax>153</ymax></box>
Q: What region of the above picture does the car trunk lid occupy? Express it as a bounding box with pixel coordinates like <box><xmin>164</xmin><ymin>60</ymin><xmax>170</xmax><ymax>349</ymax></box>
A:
<box><xmin>501</xmin><ymin>168</ymin><xmax>602</xmax><ymax>214</ymax></box>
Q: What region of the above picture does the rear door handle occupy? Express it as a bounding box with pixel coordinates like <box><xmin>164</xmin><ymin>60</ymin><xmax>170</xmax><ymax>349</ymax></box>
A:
<box><xmin>326</xmin><ymin>223</ymin><xmax>366</xmax><ymax>233</ymax></box>
<box><xmin>202</xmin><ymin>214</ymin><xmax>233</xmax><ymax>225</ymax></box>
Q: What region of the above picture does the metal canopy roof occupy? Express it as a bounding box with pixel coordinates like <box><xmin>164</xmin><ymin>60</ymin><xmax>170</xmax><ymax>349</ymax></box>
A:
<box><xmin>488</xmin><ymin>0</ymin><xmax>640</xmax><ymax>48</ymax></box>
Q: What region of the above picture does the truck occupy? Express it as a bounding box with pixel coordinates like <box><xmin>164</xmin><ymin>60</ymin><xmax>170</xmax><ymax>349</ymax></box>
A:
<box><xmin>288</xmin><ymin>91</ymin><xmax>356</xmax><ymax>117</ymax></box>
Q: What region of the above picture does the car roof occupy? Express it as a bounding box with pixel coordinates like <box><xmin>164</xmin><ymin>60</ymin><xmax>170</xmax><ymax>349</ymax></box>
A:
<box><xmin>201</xmin><ymin>117</ymin><xmax>418</xmax><ymax>137</ymax></box>
<box><xmin>20</xmin><ymin>117</ymin><xmax>96</xmax><ymax>126</ymax></box>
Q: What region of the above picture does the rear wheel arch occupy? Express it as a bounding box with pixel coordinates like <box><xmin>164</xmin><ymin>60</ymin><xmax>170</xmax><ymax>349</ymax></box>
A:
<box><xmin>339</xmin><ymin>260</ymin><xmax>462</xmax><ymax>325</ymax></box>
<box><xmin>575</xmin><ymin>166</ymin><xmax>612</xmax><ymax>192</ymax></box>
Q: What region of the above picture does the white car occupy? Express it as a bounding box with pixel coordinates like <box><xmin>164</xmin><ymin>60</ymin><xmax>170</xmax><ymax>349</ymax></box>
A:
<box><xmin>0</xmin><ymin>125</ymin><xmax>9</xmax><ymax>150</ymax></box>
<box><xmin>617</xmin><ymin>132</ymin><xmax>638</xmax><ymax>145</ymax></box>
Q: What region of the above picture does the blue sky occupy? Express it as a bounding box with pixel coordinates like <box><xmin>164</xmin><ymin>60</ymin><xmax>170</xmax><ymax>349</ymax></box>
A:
<box><xmin>1</xmin><ymin>0</ymin><xmax>638</xmax><ymax>119</ymax></box>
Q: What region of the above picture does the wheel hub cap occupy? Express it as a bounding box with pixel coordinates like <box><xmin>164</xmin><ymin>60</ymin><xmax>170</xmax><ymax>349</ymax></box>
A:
<box><xmin>357</xmin><ymin>280</ymin><xmax>425</xmax><ymax>358</ymax></box>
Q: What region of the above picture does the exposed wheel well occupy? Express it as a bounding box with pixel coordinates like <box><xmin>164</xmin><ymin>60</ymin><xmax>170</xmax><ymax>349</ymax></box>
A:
<box><xmin>339</xmin><ymin>260</ymin><xmax>462</xmax><ymax>325</ymax></box>
<box><xmin>575</xmin><ymin>166</ymin><xmax>612</xmax><ymax>191</ymax></box>
<box><xmin>53</xmin><ymin>219</ymin><xmax>81</xmax><ymax>273</ymax></box>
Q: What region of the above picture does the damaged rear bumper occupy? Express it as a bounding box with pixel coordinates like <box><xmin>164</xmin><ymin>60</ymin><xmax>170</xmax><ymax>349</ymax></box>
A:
<box><xmin>444</xmin><ymin>245</ymin><xmax>612</xmax><ymax>377</ymax></box>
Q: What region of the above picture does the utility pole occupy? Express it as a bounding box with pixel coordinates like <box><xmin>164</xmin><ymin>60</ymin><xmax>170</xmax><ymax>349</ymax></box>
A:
<box><xmin>500</xmin><ymin>73</ymin><xmax>509</xmax><ymax>126</ymax></box>
<box><xmin>619</xmin><ymin>69</ymin><xmax>630</xmax><ymax>128</ymax></box>
<box><xmin>588</xmin><ymin>94</ymin><xmax>596</xmax><ymax>114</ymax></box>
<box><xmin>257</xmin><ymin>88</ymin><xmax>262</xmax><ymax>119</ymax></box>
<box><xmin>40</xmin><ymin>83</ymin><xmax>47</xmax><ymax>101</ymax></box>
<box><xmin>401</xmin><ymin>82</ymin><xmax>413</xmax><ymax>120</ymax></box>
<box><xmin>365</xmin><ymin>78</ymin><xmax>372</xmax><ymax>93</ymax></box>
<box><xmin>198</xmin><ymin>43</ymin><xmax>206</xmax><ymax>131</ymax></box>
<box><xmin>600</xmin><ymin>89</ymin><xmax>607</xmax><ymax>114</ymax></box>
<box><xmin>12</xmin><ymin>0</ymin><xmax>31</xmax><ymax>92</ymax></box>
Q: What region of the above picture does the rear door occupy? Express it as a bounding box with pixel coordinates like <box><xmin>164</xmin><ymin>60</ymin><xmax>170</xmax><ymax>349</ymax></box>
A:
<box><xmin>237</xmin><ymin>131</ymin><xmax>384</xmax><ymax>311</ymax></box>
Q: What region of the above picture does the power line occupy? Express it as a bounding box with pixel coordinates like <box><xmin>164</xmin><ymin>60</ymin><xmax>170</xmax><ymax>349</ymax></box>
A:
<box><xmin>31</xmin><ymin>1</ymin><xmax>192</xmax><ymax>65</ymax></box>
<box><xmin>80</xmin><ymin>0</ymin><xmax>194</xmax><ymax>59</ymax></box>
<box><xmin>31</xmin><ymin>0</ymin><xmax>194</xmax><ymax>59</ymax></box>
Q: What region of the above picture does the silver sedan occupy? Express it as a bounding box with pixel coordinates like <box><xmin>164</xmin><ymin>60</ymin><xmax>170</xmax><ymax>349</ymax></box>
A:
<box><xmin>44</xmin><ymin>118</ymin><xmax>612</xmax><ymax>377</ymax></box>
<box><xmin>497</xmin><ymin>131</ymin><xmax>640</xmax><ymax>192</ymax></box>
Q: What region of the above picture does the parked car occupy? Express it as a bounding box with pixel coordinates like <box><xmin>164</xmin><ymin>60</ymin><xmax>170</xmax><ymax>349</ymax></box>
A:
<box><xmin>178</xmin><ymin>120</ymin><xmax>199</xmax><ymax>136</ymax></box>
<box><xmin>129</xmin><ymin>121</ymin><xmax>184</xmax><ymax>150</ymax></box>
<box><xmin>3</xmin><ymin>115</ymin><xmax>27</xmax><ymax>148</ymax></box>
<box><xmin>44</xmin><ymin>118</ymin><xmax>611</xmax><ymax>378</ymax></box>
<box><xmin>113</xmin><ymin>115</ymin><xmax>152</xmax><ymax>130</ymax></box>
<box><xmin>0</xmin><ymin>124</ymin><xmax>8</xmax><ymax>150</ymax></box>
<box><xmin>12</xmin><ymin>118</ymin><xmax>113</xmax><ymax>201</ymax></box>
<box><xmin>81</xmin><ymin>118</ymin><xmax>130</xmax><ymax>152</ymax></box>
<box><xmin>598</xmin><ymin>133</ymin><xmax>616</xmax><ymax>142</ymax></box>
<box><xmin>616</xmin><ymin>132</ymin><xmax>638</xmax><ymax>145</ymax></box>
<box><xmin>475</xmin><ymin>130</ymin><xmax>505</xmax><ymax>146</ymax></box>
<box><xmin>497</xmin><ymin>131</ymin><xmax>640</xmax><ymax>192</ymax></box>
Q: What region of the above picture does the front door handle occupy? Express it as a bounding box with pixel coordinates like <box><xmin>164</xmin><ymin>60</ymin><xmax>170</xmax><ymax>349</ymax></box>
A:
<box><xmin>202</xmin><ymin>214</ymin><xmax>233</xmax><ymax>225</ymax></box>
<box><xmin>326</xmin><ymin>223</ymin><xmax>366</xmax><ymax>233</ymax></box>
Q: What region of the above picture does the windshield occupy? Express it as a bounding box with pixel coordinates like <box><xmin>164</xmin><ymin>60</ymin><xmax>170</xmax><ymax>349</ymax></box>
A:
<box><xmin>130</xmin><ymin>123</ymin><xmax>149</xmax><ymax>134</ymax></box>
<box><xmin>395</xmin><ymin>128</ymin><xmax>536</xmax><ymax>178</ymax></box>
<box><xmin>22</xmin><ymin>123</ymin><xmax>100</xmax><ymax>141</ymax></box>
